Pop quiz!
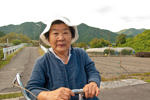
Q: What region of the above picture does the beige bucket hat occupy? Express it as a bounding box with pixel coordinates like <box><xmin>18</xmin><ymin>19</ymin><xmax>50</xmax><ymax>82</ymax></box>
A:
<box><xmin>40</xmin><ymin>17</ymin><xmax>79</xmax><ymax>46</ymax></box>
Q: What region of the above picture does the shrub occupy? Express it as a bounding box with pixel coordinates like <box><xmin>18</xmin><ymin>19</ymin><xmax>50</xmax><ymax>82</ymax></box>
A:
<box><xmin>121</xmin><ymin>49</ymin><xmax>132</xmax><ymax>55</ymax></box>
<box><xmin>31</xmin><ymin>40</ymin><xmax>39</xmax><ymax>47</ymax></box>
<box><xmin>12</xmin><ymin>39</ymin><xmax>22</xmax><ymax>45</ymax></box>
<box><xmin>104</xmin><ymin>49</ymin><xmax>115</xmax><ymax>55</ymax></box>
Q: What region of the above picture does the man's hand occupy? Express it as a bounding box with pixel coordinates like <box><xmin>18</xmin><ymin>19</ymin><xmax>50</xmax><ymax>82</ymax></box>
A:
<box><xmin>83</xmin><ymin>82</ymin><xmax>100</xmax><ymax>98</ymax></box>
<box><xmin>37</xmin><ymin>87</ymin><xmax>75</xmax><ymax>100</ymax></box>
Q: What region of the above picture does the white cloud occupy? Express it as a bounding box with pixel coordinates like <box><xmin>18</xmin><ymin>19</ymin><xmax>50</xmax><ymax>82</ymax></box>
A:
<box><xmin>97</xmin><ymin>6</ymin><xmax>112</xmax><ymax>14</ymax></box>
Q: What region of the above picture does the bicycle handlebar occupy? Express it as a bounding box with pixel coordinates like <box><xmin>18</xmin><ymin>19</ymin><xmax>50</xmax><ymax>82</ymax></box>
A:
<box><xmin>72</xmin><ymin>89</ymin><xmax>84</xmax><ymax>94</ymax></box>
<box><xmin>13</xmin><ymin>73</ymin><xmax>85</xmax><ymax>100</ymax></box>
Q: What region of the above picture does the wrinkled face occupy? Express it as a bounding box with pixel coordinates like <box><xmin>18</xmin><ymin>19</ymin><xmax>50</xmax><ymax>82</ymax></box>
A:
<box><xmin>49</xmin><ymin>24</ymin><xmax>72</xmax><ymax>53</ymax></box>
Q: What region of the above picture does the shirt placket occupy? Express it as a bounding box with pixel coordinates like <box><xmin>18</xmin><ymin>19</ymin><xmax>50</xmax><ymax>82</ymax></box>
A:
<box><xmin>63</xmin><ymin>64</ymin><xmax>69</xmax><ymax>88</ymax></box>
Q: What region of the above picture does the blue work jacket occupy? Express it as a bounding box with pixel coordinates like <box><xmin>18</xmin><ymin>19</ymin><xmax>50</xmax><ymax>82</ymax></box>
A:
<box><xmin>26</xmin><ymin>48</ymin><xmax>101</xmax><ymax>100</ymax></box>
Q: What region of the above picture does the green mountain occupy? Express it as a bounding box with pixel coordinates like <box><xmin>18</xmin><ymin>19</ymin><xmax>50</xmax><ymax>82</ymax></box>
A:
<box><xmin>0</xmin><ymin>22</ymin><xmax>46</xmax><ymax>40</ymax></box>
<box><xmin>0</xmin><ymin>31</ymin><xmax>5</xmax><ymax>37</ymax></box>
<box><xmin>117</xmin><ymin>28</ymin><xmax>146</xmax><ymax>36</ymax></box>
<box><xmin>121</xmin><ymin>30</ymin><xmax>150</xmax><ymax>52</ymax></box>
<box><xmin>77</xmin><ymin>23</ymin><xmax>118</xmax><ymax>43</ymax></box>
<box><xmin>0</xmin><ymin>22</ymin><xmax>118</xmax><ymax>43</ymax></box>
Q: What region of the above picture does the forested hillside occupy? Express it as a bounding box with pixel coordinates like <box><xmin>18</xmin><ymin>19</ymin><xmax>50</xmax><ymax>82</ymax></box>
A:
<box><xmin>117</xmin><ymin>28</ymin><xmax>146</xmax><ymax>36</ymax></box>
<box><xmin>0</xmin><ymin>22</ymin><xmax>148</xmax><ymax>45</ymax></box>
<box><xmin>77</xmin><ymin>23</ymin><xmax>118</xmax><ymax>43</ymax></box>
<box><xmin>0</xmin><ymin>22</ymin><xmax>118</xmax><ymax>43</ymax></box>
<box><xmin>0</xmin><ymin>22</ymin><xmax>46</xmax><ymax>40</ymax></box>
<box><xmin>0</xmin><ymin>31</ymin><xmax>5</xmax><ymax>37</ymax></box>
<box><xmin>120</xmin><ymin>30</ymin><xmax>150</xmax><ymax>52</ymax></box>
<box><xmin>0</xmin><ymin>32</ymin><xmax>31</xmax><ymax>43</ymax></box>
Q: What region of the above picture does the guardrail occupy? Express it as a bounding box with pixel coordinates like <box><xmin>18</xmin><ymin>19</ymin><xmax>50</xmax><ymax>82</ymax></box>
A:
<box><xmin>3</xmin><ymin>44</ymin><xmax>24</xmax><ymax>60</ymax></box>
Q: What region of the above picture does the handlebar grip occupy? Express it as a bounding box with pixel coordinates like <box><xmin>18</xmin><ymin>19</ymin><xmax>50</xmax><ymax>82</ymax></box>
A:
<box><xmin>72</xmin><ymin>89</ymin><xmax>84</xmax><ymax>94</ymax></box>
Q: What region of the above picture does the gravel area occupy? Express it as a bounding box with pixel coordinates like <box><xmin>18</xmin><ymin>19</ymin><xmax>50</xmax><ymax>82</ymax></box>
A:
<box><xmin>91</xmin><ymin>56</ymin><xmax>150</xmax><ymax>78</ymax></box>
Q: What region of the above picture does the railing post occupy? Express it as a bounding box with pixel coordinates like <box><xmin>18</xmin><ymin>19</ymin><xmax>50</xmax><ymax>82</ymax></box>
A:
<box><xmin>3</xmin><ymin>48</ymin><xmax>7</xmax><ymax>60</ymax></box>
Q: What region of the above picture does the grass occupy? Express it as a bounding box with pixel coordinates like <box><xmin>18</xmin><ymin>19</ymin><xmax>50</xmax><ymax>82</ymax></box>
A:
<box><xmin>0</xmin><ymin>92</ymin><xmax>23</xmax><ymax>99</ymax></box>
<box><xmin>101</xmin><ymin>72</ymin><xmax>150</xmax><ymax>83</ymax></box>
<box><xmin>38</xmin><ymin>47</ymin><xmax>45</xmax><ymax>56</ymax></box>
<box><xmin>146</xmin><ymin>80</ymin><xmax>150</xmax><ymax>82</ymax></box>
<box><xmin>0</xmin><ymin>47</ymin><xmax>24</xmax><ymax>69</ymax></box>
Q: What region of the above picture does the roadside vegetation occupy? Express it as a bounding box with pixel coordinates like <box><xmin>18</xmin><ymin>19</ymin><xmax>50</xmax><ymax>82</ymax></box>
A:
<box><xmin>101</xmin><ymin>72</ymin><xmax>150</xmax><ymax>83</ymax></box>
<box><xmin>38</xmin><ymin>47</ymin><xmax>45</xmax><ymax>56</ymax></box>
<box><xmin>0</xmin><ymin>92</ymin><xmax>22</xmax><ymax>99</ymax></box>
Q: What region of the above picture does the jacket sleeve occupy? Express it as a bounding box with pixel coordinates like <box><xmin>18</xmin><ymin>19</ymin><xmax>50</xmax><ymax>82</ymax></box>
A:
<box><xmin>82</xmin><ymin>49</ymin><xmax>101</xmax><ymax>87</ymax></box>
<box><xmin>25</xmin><ymin>58</ymin><xmax>49</xmax><ymax>100</ymax></box>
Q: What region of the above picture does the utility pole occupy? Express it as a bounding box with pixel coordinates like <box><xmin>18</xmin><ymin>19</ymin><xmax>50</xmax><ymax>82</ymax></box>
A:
<box><xmin>7</xmin><ymin>38</ymin><xmax>9</xmax><ymax>44</ymax></box>
<box><xmin>108</xmin><ymin>32</ymin><xmax>111</xmax><ymax>56</ymax></box>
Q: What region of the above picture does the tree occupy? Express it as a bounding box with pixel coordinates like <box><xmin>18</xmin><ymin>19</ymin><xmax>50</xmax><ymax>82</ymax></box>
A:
<box><xmin>116</xmin><ymin>34</ymin><xmax>126</xmax><ymax>46</ymax></box>
<box><xmin>0</xmin><ymin>32</ymin><xmax>31</xmax><ymax>43</ymax></box>
<box><xmin>89</xmin><ymin>38</ymin><xmax>110</xmax><ymax>48</ymax></box>
<box><xmin>12</xmin><ymin>39</ymin><xmax>22</xmax><ymax>45</ymax></box>
<box><xmin>120</xmin><ymin>30</ymin><xmax>150</xmax><ymax>52</ymax></box>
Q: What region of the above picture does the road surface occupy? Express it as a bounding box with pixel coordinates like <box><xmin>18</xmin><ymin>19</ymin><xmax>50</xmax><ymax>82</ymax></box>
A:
<box><xmin>0</xmin><ymin>47</ymin><xmax>40</xmax><ymax>93</ymax></box>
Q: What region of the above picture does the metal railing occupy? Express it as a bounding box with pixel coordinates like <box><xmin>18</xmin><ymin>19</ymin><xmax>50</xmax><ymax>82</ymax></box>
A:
<box><xmin>2</xmin><ymin>44</ymin><xmax>24</xmax><ymax>60</ymax></box>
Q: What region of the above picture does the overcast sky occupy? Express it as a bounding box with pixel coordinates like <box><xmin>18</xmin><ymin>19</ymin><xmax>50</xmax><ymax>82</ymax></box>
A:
<box><xmin>0</xmin><ymin>0</ymin><xmax>150</xmax><ymax>32</ymax></box>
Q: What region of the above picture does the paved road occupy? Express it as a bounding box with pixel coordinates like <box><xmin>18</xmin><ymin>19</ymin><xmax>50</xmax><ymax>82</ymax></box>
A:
<box><xmin>99</xmin><ymin>83</ymin><xmax>150</xmax><ymax>100</ymax></box>
<box><xmin>0</xmin><ymin>47</ymin><xmax>40</xmax><ymax>93</ymax></box>
<box><xmin>4</xmin><ymin>83</ymin><xmax>150</xmax><ymax>100</ymax></box>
